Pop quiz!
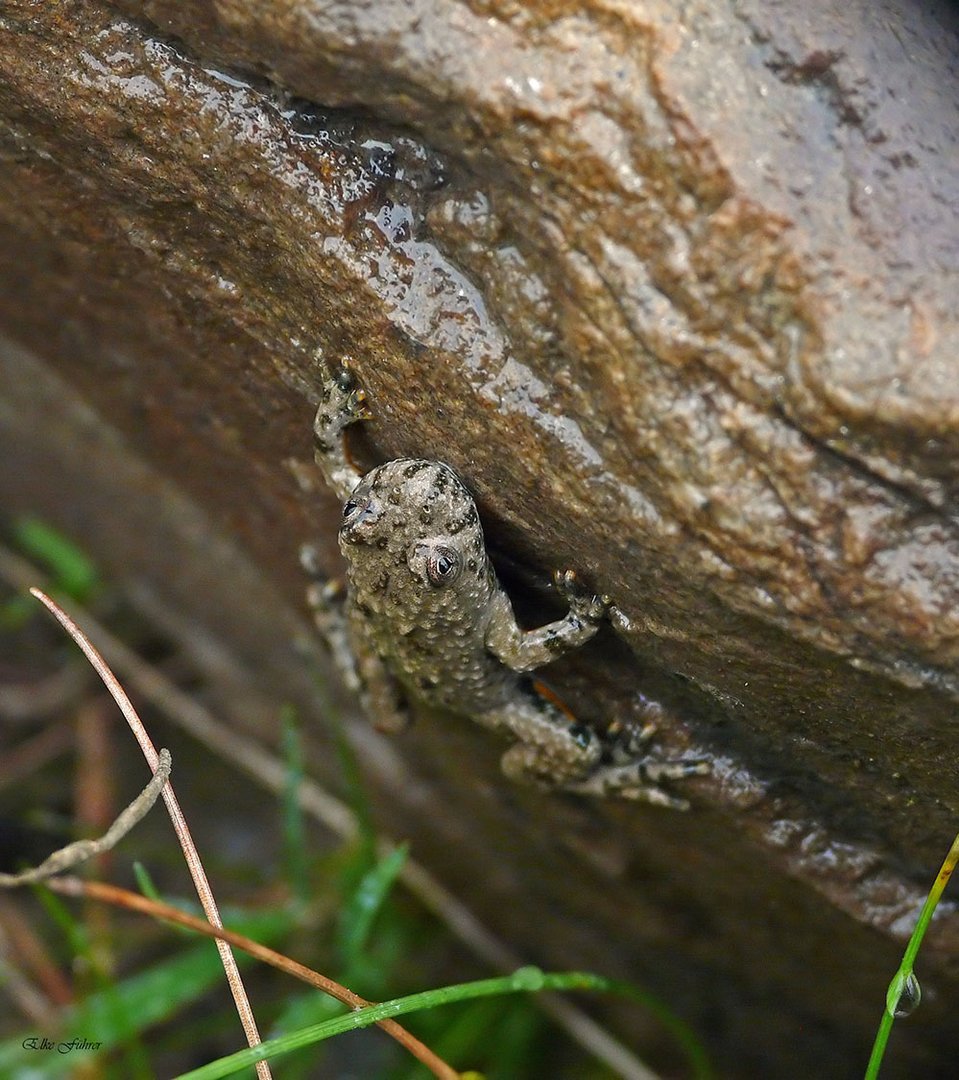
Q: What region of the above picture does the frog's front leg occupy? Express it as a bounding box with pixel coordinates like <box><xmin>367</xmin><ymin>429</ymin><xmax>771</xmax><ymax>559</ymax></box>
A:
<box><xmin>312</xmin><ymin>361</ymin><xmax>372</xmax><ymax>502</ymax></box>
<box><xmin>481</xmin><ymin>569</ymin><xmax>703</xmax><ymax>805</ymax></box>
<box><xmin>484</xmin><ymin>569</ymin><xmax>608</xmax><ymax>672</ymax></box>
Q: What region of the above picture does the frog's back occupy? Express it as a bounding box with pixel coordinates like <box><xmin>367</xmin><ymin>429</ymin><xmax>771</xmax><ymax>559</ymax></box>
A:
<box><xmin>340</xmin><ymin>457</ymin><xmax>517</xmax><ymax>712</ymax></box>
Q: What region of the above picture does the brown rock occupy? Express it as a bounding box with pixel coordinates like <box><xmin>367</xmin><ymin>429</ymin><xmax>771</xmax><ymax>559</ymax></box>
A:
<box><xmin>1</xmin><ymin>0</ymin><xmax>957</xmax><ymax>1074</ymax></box>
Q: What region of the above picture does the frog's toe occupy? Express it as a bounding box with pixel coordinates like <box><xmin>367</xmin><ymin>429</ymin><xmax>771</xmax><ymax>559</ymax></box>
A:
<box><xmin>582</xmin><ymin>593</ymin><xmax>609</xmax><ymax>620</ymax></box>
<box><xmin>644</xmin><ymin>759</ymin><xmax>710</xmax><ymax>782</ymax></box>
<box><xmin>347</xmin><ymin>385</ymin><xmax>373</xmax><ymax>421</ymax></box>
<box><xmin>554</xmin><ymin>568</ymin><xmax>608</xmax><ymax>621</ymax></box>
<box><xmin>619</xmin><ymin>785</ymin><xmax>692</xmax><ymax>811</ymax></box>
<box><xmin>610</xmin><ymin>719</ymin><xmax>659</xmax><ymax>755</ymax></box>
<box><xmin>552</xmin><ymin>568</ymin><xmax>574</xmax><ymax>593</ymax></box>
<box><xmin>607</xmin><ymin>604</ymin><xmax>634</xmax><ymax>634</ymax></box>
<box><xmin>317</xmin><ymin>360</ymin><xmax>372</xmax><ymax>423</ymax></box>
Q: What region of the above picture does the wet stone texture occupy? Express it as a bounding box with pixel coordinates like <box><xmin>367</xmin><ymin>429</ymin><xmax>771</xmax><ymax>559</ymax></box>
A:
<box><xmin>1</xmin><ymin>0</ymin><xmax>957</xmax><ymax>1074</ymax></box>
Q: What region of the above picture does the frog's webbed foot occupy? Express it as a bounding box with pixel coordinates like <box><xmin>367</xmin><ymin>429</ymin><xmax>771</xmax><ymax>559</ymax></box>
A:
<box><xmin>502</xmin><ymin>739</ymin><xmax>707</xmax><ymax>809</ymax></box>
<box><xmin>313</xmin><ymin>360</ymin><xmax>373</xmax><ymax>502</ymax></box>
<box><xmin>559</xmin><ymin>757</ymin><xmax>709</xmax><ymax>809</ymax></box>
<box><xmin>581</xmin><ymin>710</ymin><xmax>709</xmax><ymax>807</ymax></box>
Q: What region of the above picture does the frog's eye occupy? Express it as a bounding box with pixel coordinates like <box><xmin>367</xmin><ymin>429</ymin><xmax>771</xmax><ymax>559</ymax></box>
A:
<box><xmin>426</xmin><ymin>546</ymin><xmax>462</xmax><ymax>587</ymax></box>
<box><xmin>342</xmin><ymin>500</ymin><xmax>358</xmax><ymax>519</ymax></box>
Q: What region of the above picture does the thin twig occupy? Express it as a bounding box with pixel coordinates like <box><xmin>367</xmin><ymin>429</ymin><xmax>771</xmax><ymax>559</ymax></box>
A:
<box><xmin>28</xmin><ymin>588</ymin><xmax>272</xmax><ymax>1080</ymax></box>
<box><xmin>46</xmin><ymin>877</ymin><xmax>459</xmax><ymax>1080</ymax></box>
<box><xmin>0</xmin><ymin>750</ymin><xmax>171</xmax><ymax>886</ymax></box>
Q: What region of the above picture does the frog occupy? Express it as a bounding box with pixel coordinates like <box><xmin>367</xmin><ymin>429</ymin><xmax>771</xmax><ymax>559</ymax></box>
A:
<box><xmin>302</xmin><ymin>361</ymin><xmax>705</xmax><ymax>806</ymax></box>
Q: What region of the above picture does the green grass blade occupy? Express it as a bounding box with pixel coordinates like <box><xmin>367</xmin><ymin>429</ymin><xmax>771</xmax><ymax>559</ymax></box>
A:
<box><xmin>335</xmin><ymin>842</ymin><xmax>409</xmax><ymax>968</ymax></box>
<box><xmin>176</xmin><ymin>966</ymin><xmax>712</xmax><ymax>1080</ymax></box>
<box><xmin>281</xmin><ymin>706</ymin><xmax>310</xmax><ymax>906</ymax></box>
<box><xmin>864</xmin><ymin>829</ymin><xmax>959</xmax><ymax>1078</ymax></box>
<box><xmin>333</xmin><ymin>718</ymin><xmax>377</xmax><ymax>874</ymax></box>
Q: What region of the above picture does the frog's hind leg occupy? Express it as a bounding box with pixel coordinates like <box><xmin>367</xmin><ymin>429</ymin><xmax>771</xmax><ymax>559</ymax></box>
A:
<box><xmin>475</xmin><ymin>693</ymin><xmax>603</xmax><ymax>789</ymax></box>
<box><xmin>477</xmin><ymin>691</ymin><xmax>705</xmax><ymax>807</ymax></box>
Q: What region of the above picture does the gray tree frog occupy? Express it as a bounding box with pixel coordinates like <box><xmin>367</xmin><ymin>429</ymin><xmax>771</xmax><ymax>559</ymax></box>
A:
<box><xmin>303</xmin><ymin>362</ymin><xmax>704</xmax><ymax>806</ymax></box>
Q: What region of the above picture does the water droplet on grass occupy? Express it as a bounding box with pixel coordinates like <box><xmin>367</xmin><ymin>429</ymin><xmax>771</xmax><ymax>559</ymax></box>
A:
<box><xmin>513</xmin><ymin>966</ymin><xmax>545</xmax><ymax>991</ymax></box>
<box><xmin>887</xmin><ymin>971</ymin><xmax>921</xmax><ymax>1018</ymax></box>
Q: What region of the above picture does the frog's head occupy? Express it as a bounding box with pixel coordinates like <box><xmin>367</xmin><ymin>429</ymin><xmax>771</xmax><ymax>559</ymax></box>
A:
<box><xmin>340</xmin><ymin>459</ymin><xmax>489</xmax><ymax>590</ymax></box>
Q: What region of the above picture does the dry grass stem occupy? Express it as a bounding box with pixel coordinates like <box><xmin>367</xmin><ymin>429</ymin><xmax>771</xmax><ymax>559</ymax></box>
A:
<box><xmin>27</xmin><ymin>588</ymin><xmax>273</xmax><ymax>1080</ymax></box>
<box><xmin>47</xmin><ymin>876</ymin><xmax>460</xmax><ymax>1080</ymax></box>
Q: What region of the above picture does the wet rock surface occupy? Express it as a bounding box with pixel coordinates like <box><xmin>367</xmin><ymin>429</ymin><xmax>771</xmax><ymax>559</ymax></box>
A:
<box><xmin>1</xmin><ymin>0</ymin><xmax>957</xmax><ymax>1074</ymax></box>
